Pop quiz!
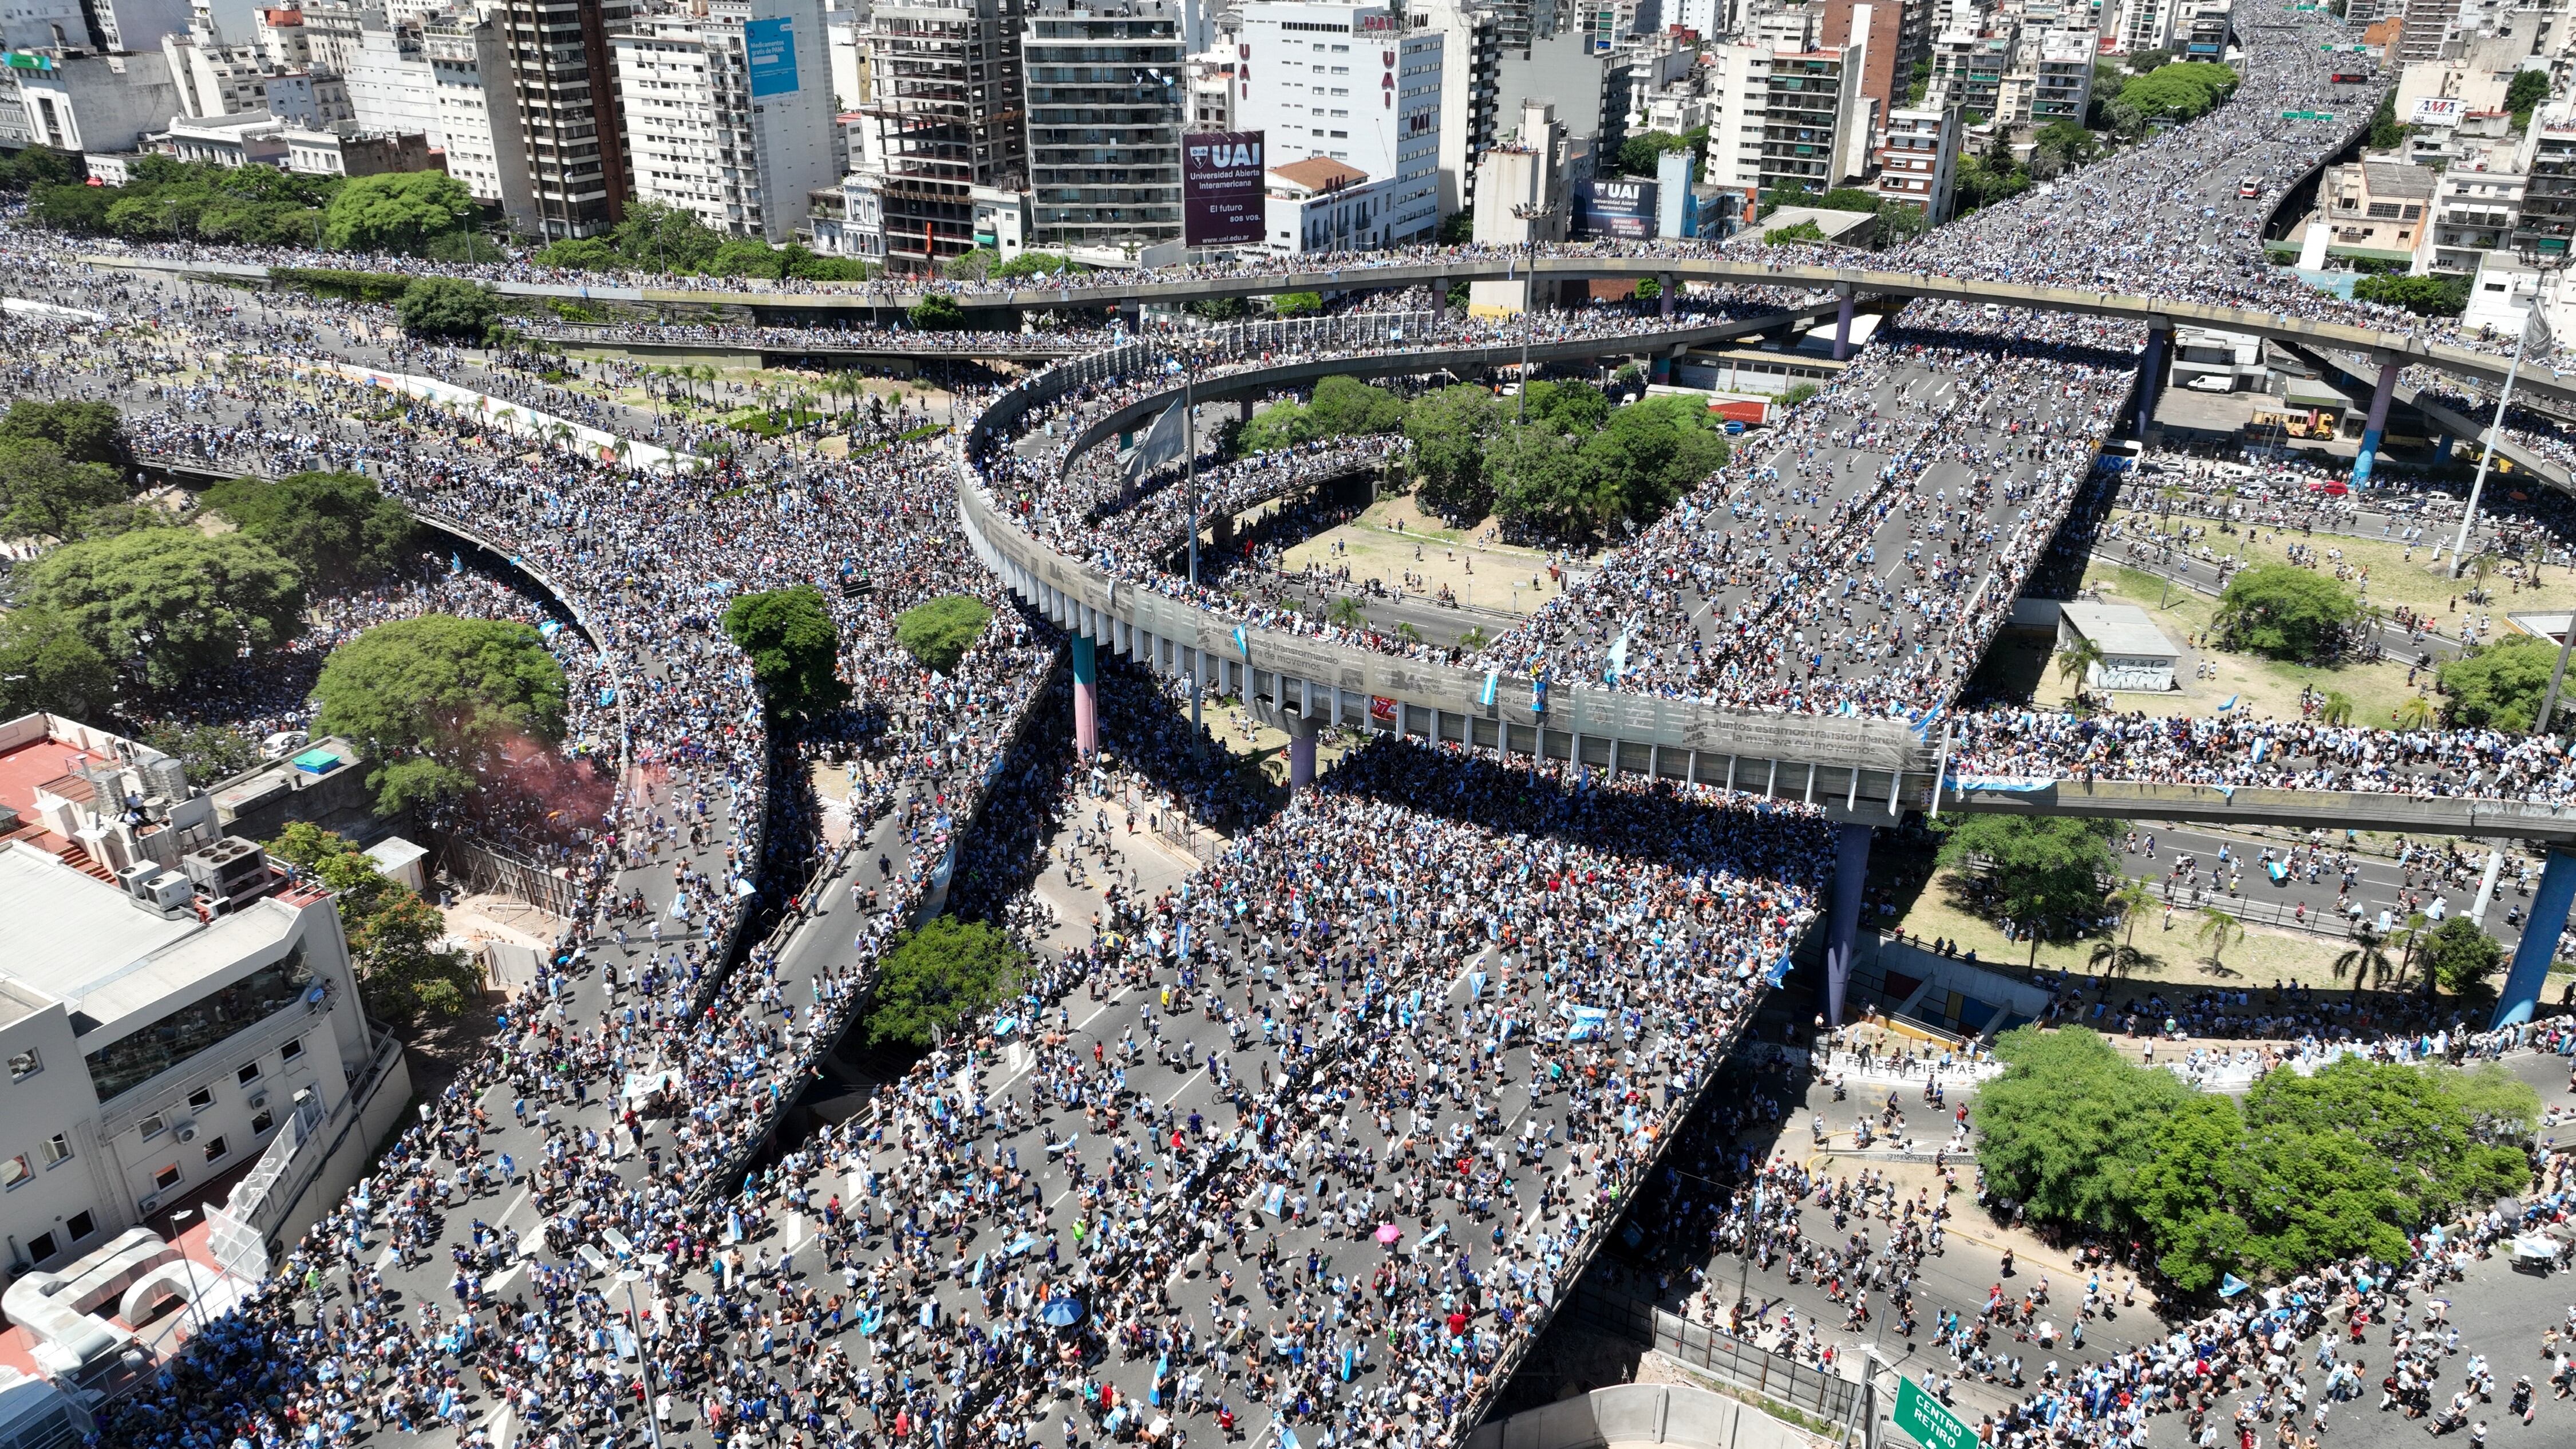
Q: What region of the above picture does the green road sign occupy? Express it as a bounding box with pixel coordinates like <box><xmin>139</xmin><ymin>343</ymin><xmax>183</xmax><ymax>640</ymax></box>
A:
<box><xmin>1894</xmin><ymin>1377</ymin><xmax>1977</xmax><ymax>1449</ymax></box>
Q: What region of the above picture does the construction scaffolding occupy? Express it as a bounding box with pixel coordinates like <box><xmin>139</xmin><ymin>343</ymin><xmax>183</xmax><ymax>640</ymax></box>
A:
<box><xmin>855</xmin><ymin>0</ymin><xmax>1029</xmax><ymax>269</ymax></box>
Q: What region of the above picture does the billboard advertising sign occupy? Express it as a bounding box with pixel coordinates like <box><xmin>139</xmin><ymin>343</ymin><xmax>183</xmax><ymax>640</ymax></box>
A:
<box><xmin>1575</xmin><ymin>178</ymin><xmax>1657</xmax><ymax>241</ymax></box>
<box><xmin>746</xmin><ymin>16</ymin><xmax>800</xmax><ymax>98</ymax></box>
<box><xmin>1184</xmin><ymin>131</ymin><xmax>1266</xmax><ymax>246</ymax></box>
<box><xmin>2410</xmin><ymin>96</ymin><xmax>2464</xmax><ymax>127</ymax></box>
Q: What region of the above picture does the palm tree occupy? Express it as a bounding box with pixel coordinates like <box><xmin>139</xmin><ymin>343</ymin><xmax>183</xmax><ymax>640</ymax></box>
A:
<box><xmin>2391</xmin><ymin>909</ymin><xmax>2431</xmax><ymax>990</ymax></box>
<box><xmin>2196</xmin><ymin>907</ymin><xmax>2243</xmax><ymax>974</ymax></box>
<box><xmin>1457</xmin><ymin>626</ymin><xmax>1490</xmax><ymax>653</ymax></box>
<box><xmin>2320</xmin><ymin>690</ymin><xmax>2354</xmax><ymax>727</ymax></box>
<box><xmin>2393</xmin><ymin>695</ymin><xmax>2437</xmax><ymax>730</ymax></box>
<box><xmin>2333</xmin><ymin>924</ymin><xmax>2395</xmax><ymax>987</ymax></box>
<box><xmin>2055</xmin><ymin>637</ymin><xmax>2104</xmax><ymax>695</ymax></box>
<box><xmin>2109</xmin><ymin>877</ymin><xmax>2155</xmax><ymax>950</ymax></box>
<box><xmin>1327</xmin><ymin>597</ymin><xmax>1369</xmax><ymax>631</ymax></box>
<box><xmin>1395</xmin><ymin>621</ymin><xmax>1424</xmax><ymax>645</ymax></box>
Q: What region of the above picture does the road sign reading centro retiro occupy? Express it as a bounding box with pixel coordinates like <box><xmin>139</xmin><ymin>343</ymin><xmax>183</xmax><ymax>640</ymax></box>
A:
<box><xmin>1894</xmin><ymin>1377</ymin><xmax>1975</xmax><ymax>1449</ymax></box>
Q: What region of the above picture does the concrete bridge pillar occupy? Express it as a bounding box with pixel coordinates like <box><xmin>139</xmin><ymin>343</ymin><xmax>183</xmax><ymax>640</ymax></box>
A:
<box><xmin>1432</xmin><ymin>281</ymin><xmax>1448</xmax><ymax>322</ymax></box>
<box><xmin>1072</xmin><ymin>633</ymin><xmax>1099</xmax><ymax>760</ymax></box>
<box><xmin>2494</xmin><ymin>848</ymin><xmax>2576</xmax><ymax>1028</ymax></box>
<box><xmin>2352</xmin><ymin>360</ymin><xmax>2400</xmax><ymax>489</ymax></box>
<box><xmin>2136</xmin><ymin>320</ymin><xmax>2171</xmax><ymax>437</ymax></box>
<box><xmin>1831</xmin><ymin>287</ymin><xmax>1856</xmax><ymax>362</ymax></box>
<box><xmin>1824</xmin><ymin>822</ymin><xmax>1871</xmax><ymax>1024</ymax></box>
<box><xmin>1285</xmin><ymin>709</ymin><xmax>1319</xmax><ymax>791</ymax></box>
<box><xmin>1658</xmin><ymin>273</ymin><xmax>1676</xmax><ymax>320</ymax></box>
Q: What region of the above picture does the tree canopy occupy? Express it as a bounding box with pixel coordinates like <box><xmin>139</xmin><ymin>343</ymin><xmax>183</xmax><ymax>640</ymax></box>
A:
<box><xmin>1</xmin><ymin>399</ymin><xmax>127</xmax><ymax>464</ymax></box>
<box><xmin>396</xmin><ymin>277</ymin><xmax>500</xmax><ymax>341</ymax></box>
<box><xmin>1935</xmin><ymin>814</ymin><xmax>2118</xmax><ymax>965</ymax></box>
<box><xmin>907</xmin><ymin>294</ymin><xmax>969</xmax><ymax>331</ymax></box>
<box><xmin>268</xmin><ymin>823</ymin><xmax>480</xmax><ymax>1022</ymax></box>
<box><xmin>2353</xmin><ymin>274</ymin><xmax>2468</xmax><ymax>317</ymax></box>
<box><xmin>1240</xmin><ymin>376</ymin><xmax>1406</xmax><ymax>453</ymax></box>
<box><xmin>1405</xmin><ymin>384</ymin><xmax>1503</xmax><ymax>521</ymax></box>
<box><xmin>1979</xmin><ymin>1027</ymin><xmax>2536</xmax><ymax>1293</ymax></box>
<box><xmin>2215</xmin><ymin>563</ymin><xmax>2361</xmax><ymax>661</ymax></box>
<box><xmin>323</xmin><ymin>172</ymin><xmax>474</xmax><ymax>254</ymax></box>
<box><xmin>309</xmin><ymin>614</ymin><xmax>569</xmax><ymax>813</ymax></box>
<box><xmin>0</xmin><ymin>607</ymin><xmax>114</xmax><ymax>720</ymax></box>
<box><xmin>2439</xmin><ymin>633</ymin><xmax>2561</xmax><ymax>731</ymax></box>
<box><xmin>2119</xmin><ymin>62</ymin><xmax>2241</xmax><ymax>123</ymax></box>
<box><xmin>203</xmin><ymin>469</ymin><xmax>415</xmax><ymax>590</ymax></box>
<box><xmin>0</xmin><ymin>435</ymin><xmax>126</xmax><ymax>543</ymax></box>
<box><xmin>23</xmin><ymin>527</ymin><xmax>304</xmax><ymax>686</ymax></box>
<box><xmin>2420</xmin><ymin>915</ymin><xmax>2506</xmax><ymax>999</ymax></box>
<box><xmin>864</xmin><ymin>915</ymin><xmax>1027</xmax><ymax>1049</ymax></box>
<box><xmin>538</xmin><ymin>203</ymin><xmax>876</xmax><ymax>281</ymax></box>
<box><xmin>723</xmin><ymin>585</ymin><xmax>848</xmax><ymax>718</ymax></box>
<box><xmin>894</xmin><ymin>595</ymin><xmax>994</xmax><ymax>676</ymax></box>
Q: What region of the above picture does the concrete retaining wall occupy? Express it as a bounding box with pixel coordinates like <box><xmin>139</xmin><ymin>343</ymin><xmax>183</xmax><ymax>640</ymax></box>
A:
<box><xmin>1465</xmin><ymin>1384</ymin><xmax>1826</xmax><ymax>1449</ymax></box>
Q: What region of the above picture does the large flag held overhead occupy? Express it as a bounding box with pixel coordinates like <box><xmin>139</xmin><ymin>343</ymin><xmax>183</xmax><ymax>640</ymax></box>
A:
<box><xmin>1121</xmin><ymin>397</ymin><xmax>1189</xmax><ymax>483</ymax></box>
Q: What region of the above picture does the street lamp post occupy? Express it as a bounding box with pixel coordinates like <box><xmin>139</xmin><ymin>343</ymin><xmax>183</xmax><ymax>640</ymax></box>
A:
<box><xmin>620</xmin><ymin>1265</ymin><xmax>669</xmax><ymax>1449</ymax></box>
<box><xmin>2451</xmin><ymin>246</ymin><xmax>2562</xmax><ymax>578</ymax></box>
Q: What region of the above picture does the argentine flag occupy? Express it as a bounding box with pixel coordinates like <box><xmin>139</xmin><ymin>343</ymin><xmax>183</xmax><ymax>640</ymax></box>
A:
<box><xmin>1481</xmin><ymin>669</ymin><xmax>1499</xmax><ymax>708</ymax></box>
<box><xmin>2218</xmin><ymin>694</ymin><xmax>2239</xmax><ymax>713</ymax></box>
<box><xmin>1605</xmin><ymin>630</ymin><xmax>1630</xmax><ymax>684</ymax></box>
<box><xmin>1234</xmin><ymin>625</ymin><xmax>1252</xmax><ymax>661</ymax></box>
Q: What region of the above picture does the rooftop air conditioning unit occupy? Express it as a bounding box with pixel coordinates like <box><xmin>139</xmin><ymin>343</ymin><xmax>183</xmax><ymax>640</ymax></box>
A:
<box><xmin>246</xmin><ymin>1092</ymin><xmax>267</xmax><ymax>1112</ymax></box>
<box><xmin>175</xmin><ymin>1123</ymin><xmax>197</xmax><ymax>1143</ymax></box>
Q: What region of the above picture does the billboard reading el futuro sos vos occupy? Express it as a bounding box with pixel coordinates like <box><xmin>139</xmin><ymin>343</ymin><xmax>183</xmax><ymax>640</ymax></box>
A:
<box><xmin>1184</xmin><ymin>132</ymin><xmax>1266</xmax><ymax>247</ymax></box>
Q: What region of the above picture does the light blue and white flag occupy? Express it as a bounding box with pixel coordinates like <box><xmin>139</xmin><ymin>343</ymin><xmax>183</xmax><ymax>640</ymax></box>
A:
<box><xmin>1481</xmin><ymin>669</ymin><xmax>1499</xmax><ymax>708</ymax></box>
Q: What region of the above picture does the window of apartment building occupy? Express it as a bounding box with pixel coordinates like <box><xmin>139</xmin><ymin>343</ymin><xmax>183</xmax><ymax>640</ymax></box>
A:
<box><xmin>139</xmin><ymin>1113</ymin><xmax>167</xmax><ymax>1140</ymax></box>
<box><xmin>252</xmin><ymin>1108</ymin><xmax>275</xmax><ymax>1136</ymax></box>
<box><xmin>188</xmin><ymin>1087</ymin><xmax>214</xmax><ymax>1112</ymax></box>
<box><xmin>152</xmin><ymin>1163</ymin><xmax>181</xmax><ymax>1192</ymax></box>
<box><xmin>26</xmin><ymin>1231</ymin><xmax>54</xmax><ymax>1262</ymax></box>
<box><xmin>0</xmin><ymin>1155</ymin><xmax>27</xmax><ymax>1190</ymax></box>
<box><xmin>41</xmin><ymin>1134</ymin><xmax>69</xmax><ymax>1167</ymax></box>
<box><xmin>66</xmin><ymin>1210</ymin><xmax>93</xmax><ymax>1242</ymax></box>
<box><xmin>7</xmin><ymin>1048</ymin><xmax>37</xmax><ymax>1080</ymax></box>
<box><xmin>237</xmin><ymin>1060</ymin><xmax>262</xmax><ymax>1087</ymax></box>
<box><xmin>202</xmin><ymin>1136</ymin><xmax>229</xmax><ymax>1164</ymax></box>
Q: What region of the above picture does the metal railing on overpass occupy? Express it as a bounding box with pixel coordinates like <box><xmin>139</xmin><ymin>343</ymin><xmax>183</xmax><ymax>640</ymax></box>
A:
<box><xmin>90</xmin><ymin>248</ymin><xmax>2576</xmax><ymax>413</ymax></box>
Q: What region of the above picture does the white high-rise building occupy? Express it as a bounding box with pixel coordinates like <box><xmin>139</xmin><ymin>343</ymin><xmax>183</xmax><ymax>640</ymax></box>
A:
<box><xmin>426</xmin><ymin>12</ymin><xmax>527</xmax><ymax>212</ymax></box>
<box><xmin>343</xmin><ymin>18</ymin><xmax>440</xmax><ymax>145</ymax></box>
<box><xmin>617</xmin><ymin>0</ymin><xmax>837</xmax><ymax>243</ymax></box>
<box><xmin>1235</xmin><ymin>0</ymin><xmax>1442</xmax><ymax>247</ymax></box>
<box><xmin>1410</xmin><ymin>0</ymin><xmax>1498</xmax><ymax>219</ymax></box>
<box><xmin>1701</xmin><ymin>40</ymin><xmax>1771</xmax><ymax>196</ymax></box>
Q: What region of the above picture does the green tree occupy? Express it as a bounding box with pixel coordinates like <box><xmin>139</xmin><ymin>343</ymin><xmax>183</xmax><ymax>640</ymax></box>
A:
<box><xmin>908</xmin><ymin>294</ymin><xmax>969</xmax><ymax>331</ymax></box>
<box><xmin>2120</xmin><ymin>62</ymin><xmax>2239</xmax><ymax>123</ymax></box>
<box><xmin>1576</xmin><ymin>394</ymin><xmax>1729</xmax><ymax>527</ymax></box>
<box><xmin>535</xmin><ymin>236</ymin><xmax>624</xmax><ymax>271</ymax></box>
<box><xmin>1935</xmin><ymin>814</ymin><xmax>2118</xmax><ymax>966</ymax></box>
<box><xmin>135</xmin><ymin>722</ymin><xmax>266</xmax><ymax>786</ymax></box>
<box><xmin>1976</xmin><ymin>1026</ymin><xmax>2191</xmax><ymax>1231</ymax></box>
<box><xmin>23</xmin><ymin>528</ymin><xmax>303</xmax><ymax>686</ymax></box>
<box><xmin>202</xmin><ymin>469</ymin><xmax>414</xmax><ymax>590</ymax></box>
<box><xmin>2128</xmin><ymin>1092</ymin><xmax>2255</xmax><ymax>1291</ymax></box>
<box><xmin>1523</xmin><ymin>380</ymin><xmax>1613</xmax><ymax>436</ymax></box>
<box><xmin>0</xmin><ymin>144</ymin><xmax>82</xmax><ymax>191</ymax></box>
<box><xmin>892</xmin><ymin>595</ymin><xmax>993</xmax><ymax>676</ymax></box>
<box><xmin>267</xmin><ymin>823</ymin><xmax>480</xmax><ymax>1021</ymax></box>
<box><xmin>1306</xmin><ymin>375</ymin><xmax>1406</xmax><ymax>437</ymax></box>
<box><xmin>1489</xmin><ymin>427</ymin><xmax>1599</xmax><ymax>538</ymax></box>
<box><xmin>609</xmin><ymin>202</ymin><xmax>726</xmax><ymax>272</ymax></box>
<box><xmin>2420</xmin><ymin>915</ymin><xmax>2505</xmax><ymax>1000</ymax></box>
<box><xmin>1617</xmin><ymin>129</ymin><xmax>1694</xmax><ymax>177</ymax></box>
<box><xmin>723</xmin><ymin>585</ymin><xmax>848</xmax><ymax>718</ymax></box>
<box><xmin>2197</xmin><ymin>907</ymin><xmax>2243</xmax><ymax>972</ymax></box>
<box><xmin>28</xmin><ymin>180</ymin><xmax>112</xmax><ymax>233</ymax></box>
<box><xmin>2437</xmin><ymin>633</ymin><xmax>2559</xmax><ymax>730</ymax></box>
<box><xmin>0</xmin><ymin>606</ymin><xmax>114</xmax><ymax>720</ymax></box>
<box><xmin>707</xmin><ymin>238</ymin><xmax>788</xmax><ymax>278</ymax></box>
<box><xmin>2353</xmin><ymin>273</ymin><xmax>2468</xmax><ymax>317</ymax></box>
<box><xmin>2055</xmin><ymin>635</ymin><xmax>2104</xmax><ymax>692</ymax></box>
<box><xmin>2033</xmin><ymin>120</ymin><xmax>2100</xmax><ymax>174</ymax></box>
<box><xmin>0</xmin><ymin>399</ymin><xmax>127</xmax><ymax>464</ymax></box>
<box><xmin>309</xmin><ymin>615</ymin><xmax>568</xmax><ymax>814</ymax></box>
<box><xmin>863</xmin><ymin>915</ymin><xmax>1027</xmax><ymax>1048</ymax></box>
<box><xmin>1764</xmin><ymin>219</ymin><xmax>1828</xmax><ymax>244</ymax></box>
<box><xmin>322</xmin><ymin>171</ymin><xmax>473</xmax><ymax>254</ymax></box>
<box><xmin>2214</xmin><ymin>563</ymin><xmax>2361</xmax><ymax>661</ymax></box>
<box><xmin>1405</xmin><ymin>384</ymin><xmax>1501</xmax><ymax>521</ymax></box>
<box><xmin>395</xmin><ymin>277</ymin><xmax>499</xmax><ymax>341</ymax></box>
<box><xmin>1274</xmin><ymin>291</ymin><xmax>1325</xmax><ymax>318</ymax></box>
<box><xmin>2510</xmin><ymin>68</ymin><xmax>2552</xmax><ymax>128</ymax></box>
<box><xmin>1327</xmin><ymin>596</ymin><xmax>1369</xmax><ymax>630</ymax></box>
<box><xmin>0</xmin><ymin>435</ymin><xmax>126</xmax><ymax>542</ymax></box>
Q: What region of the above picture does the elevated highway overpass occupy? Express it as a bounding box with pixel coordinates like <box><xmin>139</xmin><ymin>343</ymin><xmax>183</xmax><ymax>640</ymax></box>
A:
<box><xmin>86</xmin><ymin>250</ymin><xmax>2576</xmax><ymax>415</ymax></box>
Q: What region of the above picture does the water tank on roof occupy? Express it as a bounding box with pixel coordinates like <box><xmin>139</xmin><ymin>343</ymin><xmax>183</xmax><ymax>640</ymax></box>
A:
<box><xmin>140</xmin><ymin>754</ymin><xmax>188</xmax><ymax>802</ymax></box>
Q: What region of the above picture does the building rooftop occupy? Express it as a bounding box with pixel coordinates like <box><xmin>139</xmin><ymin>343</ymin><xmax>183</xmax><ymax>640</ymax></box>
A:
<box><xmin>2060</xmin><ymin>602</ymin><xmax>2180</xmax><ymax>660</ymax></box>
<box><xmin>1269</xmin><ymin>157</ymin><xmax>1369</xmax><ymax>192</ymax></box>
<box><xmin>0</xmin><ymin>842</ymin><xmax>200</xmax><ymax>1026</ymax></box>
<box><xmin>0</xmin><ymin>730</ymin><xmax>116</xmax><ymax>855</ymax></box>
<box><xmin>2359</xmin><ymin>160</ymin><xmax>2437</xmax><ymax>200</ymax></box>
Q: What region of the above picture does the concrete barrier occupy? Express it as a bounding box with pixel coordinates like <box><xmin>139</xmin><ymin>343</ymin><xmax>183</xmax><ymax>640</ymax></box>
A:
<box><xmin>1464</xmin><ymin>1384</ymin><xmax>1826</xmax><ymax>1449</ymax></box>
